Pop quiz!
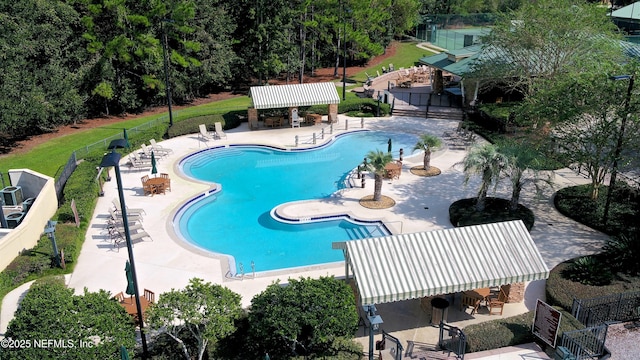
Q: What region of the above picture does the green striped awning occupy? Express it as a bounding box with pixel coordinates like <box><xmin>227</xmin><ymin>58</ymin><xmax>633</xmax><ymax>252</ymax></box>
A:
<box><xmin>249</xmin><ymin>82</ymin><xmax>341</xmax><ymax>109</ymax></box>
<box><xmin>339</xmin><ymin>220</ymin><xmax>549</xmax><ymax>305</ymax></box>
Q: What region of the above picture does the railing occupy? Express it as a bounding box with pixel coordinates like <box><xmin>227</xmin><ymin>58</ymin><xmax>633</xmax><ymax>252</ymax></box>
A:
<box><xmin>560</xmin><ymin>325</ymin><xmax>609</xmax><ymax>360</ymax></box>
<box><xmin>572</xmin><ymin>290</ymin><xmax>640</xmax><ymax>327</ymax></box>
<box><xmin>54</xmin><ymin>152</ymin><xmax>78</xmax><ymax>204</ymax></box>
<box><xmin>293</xmin><ymin>117</ymin><xmax>365</xmax><ymax>147</ymax></box>
<box><xmin>438</xmin><ymin>322</ymin><xmax>466</xmax><ymax>359</ymax></box>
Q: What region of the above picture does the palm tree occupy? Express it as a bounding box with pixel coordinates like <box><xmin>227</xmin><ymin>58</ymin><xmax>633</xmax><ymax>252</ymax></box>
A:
<box><xmin>499</xmin><ymin>141</ymin><xmax>554</xmax><ymax>211</ymax></box>
<box><xmin>460</xmin><ymin>143</ymin><xmax>506</xmax><ymax>212</ymax></box>
<box><xmin>413</xmin><ymin>134</ymin><xmax>442</xmax><ymax>170</ymax></box>
<box><xmin>365</xmin><ymin>150</ymin><xmax>393</xmax><ymax>201</ymax></box>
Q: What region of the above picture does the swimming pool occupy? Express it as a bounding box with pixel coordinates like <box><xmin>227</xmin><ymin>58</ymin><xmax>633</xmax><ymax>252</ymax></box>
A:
<box><xmin>176</xmin><ymin>130</ymin><xmax>419</xmax><ymax>273</ymax></box>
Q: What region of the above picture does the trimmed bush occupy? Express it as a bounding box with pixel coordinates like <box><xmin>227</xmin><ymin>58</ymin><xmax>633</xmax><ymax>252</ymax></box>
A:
<box><xmin>546</xmin><ymin>261</ymin><xmax>640</xmax><ymax>312</ymax></box>
<box><xmin>464</xmin><ymin>309</ymin><xmax>583</xmax><ymax>353</ymax></box>
<box><xmin>167</xmin><ymin>114</ymin><xmax>225</xmax><ymax>138</ymax></box>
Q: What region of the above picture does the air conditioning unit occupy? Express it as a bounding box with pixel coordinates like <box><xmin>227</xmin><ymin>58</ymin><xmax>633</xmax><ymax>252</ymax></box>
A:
<box><xmin>6</xmin><ymin>212</ymin><xmax>25</xmax><ymax>229</ymax></box>
<box><xmin>1</xmin><ymin>186</ymin><xmax>24</xmax><ymax>206</ymax></box>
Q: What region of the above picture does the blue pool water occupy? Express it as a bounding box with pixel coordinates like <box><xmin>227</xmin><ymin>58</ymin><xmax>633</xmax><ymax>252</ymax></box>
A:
<box><xmin>177</xmin><ymin>130</ymin><xmax>419</xmax><ymax>272</ymax></box>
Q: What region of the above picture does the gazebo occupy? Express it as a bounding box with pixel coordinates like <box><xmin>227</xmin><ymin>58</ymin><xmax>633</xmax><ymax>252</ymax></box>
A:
<box><xmin>248</xmin><ymin>82</ymin><xmax>341</xmax><ymax>127</ymax></box>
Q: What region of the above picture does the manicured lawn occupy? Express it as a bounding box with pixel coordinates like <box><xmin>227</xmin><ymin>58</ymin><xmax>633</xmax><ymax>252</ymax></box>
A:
<box><xmin>0</xmin><ymin>97</ymin><xmax>250</xmax><ymax>177</ymax></box>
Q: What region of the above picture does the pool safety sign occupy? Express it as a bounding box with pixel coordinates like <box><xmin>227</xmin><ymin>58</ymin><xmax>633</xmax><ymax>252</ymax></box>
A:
<box><xmin>532</xmin><ymin>299</ymin><xmax>562</xmax><ymax>347</ymax></box>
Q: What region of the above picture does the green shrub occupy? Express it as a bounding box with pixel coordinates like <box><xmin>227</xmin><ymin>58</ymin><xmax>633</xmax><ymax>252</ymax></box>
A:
<box><xmin>167</xmin><ymin>114</ymin><xmax>225</xmax><ymax>138</ymax></box>
<box><xmin>465</xmin><ymin>311</ymin><xmax>535</xmax><ymax>352</ymax></box>
<box><xmin>546</xmin><ymin>261</ymin><xmax>640</xmax><ymax>312</ymax></box>
<box><xmin>563</xmin><ymin>256</ymin><xmax>613</xmax><ymax>286</ymax></box>
<box><xmin>464</xmin><ymin>309</ymin><xmax>583</xmax><ymax>353</ymax></box>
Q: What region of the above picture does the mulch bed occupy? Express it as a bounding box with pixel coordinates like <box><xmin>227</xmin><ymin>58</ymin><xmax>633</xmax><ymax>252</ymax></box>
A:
<box><xmin>359</xmin><ymin>195</ymin><xmax>396</xmax><ymax>209</ymax></box>
<box><xmin>410</xmin><ymin>166</ymin><xmax>442</xmax><ymax>177</ymax></box>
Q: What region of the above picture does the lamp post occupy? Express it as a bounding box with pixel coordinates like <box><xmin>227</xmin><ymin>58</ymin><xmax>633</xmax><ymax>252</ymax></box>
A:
<box><xmin>366</xmin><ymin>305</ymin><xmax>383</xmax><ymax>360</ymax></box>
<box><xmin>603</xmin><ymin>74</ymin><xmax>634</xmax><ymax>226</ymax></box>
<box><xmin>44</xmin><ymin>220</ymin><xmax>60</xmax><ymax>268</ymax></box>
<box><xmin>100</xmin><ymin>150</ymin><xmax>149</xmax><ymax>358</ymax></box>
<box><xmin>342</xmin><ymin>2</ymin><xmax>347</xmax><ymax>101</ymax></box>
<box><xmin>161</xmin><ymin>19</ymin><xmax>174</xmax><ymax>127</ymax></box>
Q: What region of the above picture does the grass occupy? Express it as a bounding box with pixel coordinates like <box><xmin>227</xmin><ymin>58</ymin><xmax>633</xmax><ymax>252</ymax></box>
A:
<box><xmin>0</xmin><ymin>97</ymin><xmax>250</xmax><ymax>177</ymax></box>
<box><xmin>350</xmin><ymin>41</ymin><xmax>436</xmax><ymax>83</ymax></box>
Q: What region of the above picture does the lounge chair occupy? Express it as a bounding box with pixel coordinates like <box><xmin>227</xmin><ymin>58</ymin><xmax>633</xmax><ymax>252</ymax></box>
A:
<box><xmin>141</xmin><ymin>144</ymin><xmax>165</xmax><ymax>159</ymax></box>
<box><xmin>109</xmin><ymin>208</ymin><xmax>143</xmax><ymax>224</ymax></box>
<box><xmin>149</xmin><ymin>139</ymin><xmax>173</xmax><ymax>155</ymax></box>
<box><xmin>290</xmin><ymin>109</ymin><xmax>301</xmax><ymax>128</ymax></box>
<box><xmin>128</xmin><ymin>153</ymin><xmax>152</xmax><ymax>170</ymax></box>
<box><xmin>111</xmin><ymin>229</ymin><xmax>152</xmax><ymax>249</ymax></box>
<box><xmin>214</xmin><ymin>122</ymin><xmax>227</xmax><ymax>139</ymax></box>
<box><xmin>112</xmin><ymin>198</ymin><xmax>146</xmax><ymax>216</ymax></box>
<box><xmin>389</xmin><ymin>63</ymin><xmax>394</xmax><ymax>72</ymax></box>
<box><xmin>199</xmin><ymin>124</ymin><xmax>215</xmax><ymax>142</ymax></box>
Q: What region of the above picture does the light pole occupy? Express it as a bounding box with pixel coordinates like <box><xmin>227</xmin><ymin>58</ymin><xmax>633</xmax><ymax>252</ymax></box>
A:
<box><xmin>366</xmin><ymin>305</ymin><xmax>383</xmax><ymax>360</ymax></box>
<box><xmin>603</xmin><ymin>74</ymin><xmax>634</xmax><ymax>226</ymax></box>
<box><xmin>100</xmin><ymin>149</ymin><xmax>149</xmax><ymax>358</ymax></box>
<box><xmin>342</xmin><ymin>2</ymin><xmax>347</xmax><ymax>101</ymax></box>
<box><xmin>161</xmin><ymin>19</ymin><xmax>174</xmax><ymax>127</ymax></box>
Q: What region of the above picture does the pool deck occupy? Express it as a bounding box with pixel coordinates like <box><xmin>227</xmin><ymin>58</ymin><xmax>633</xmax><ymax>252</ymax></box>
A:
<box><xmin>1</xmin><ymin>114</ymin><xmax>609</xmax><ymax>359</ymax></box>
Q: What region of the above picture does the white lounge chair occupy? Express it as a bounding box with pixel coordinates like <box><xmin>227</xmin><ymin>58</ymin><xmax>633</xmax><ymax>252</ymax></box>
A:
<box><xmin>149</xmin><ymin>139</ymin><xmax>173</xmax><ymax>154</ymax></box>
<box><xmin>290</xmin><ymin>109</ymin><xmax>301</xmax><ymax>128</ymax></box>
<box><xmin>128</xmin><ymin>154</ymin><xmax>152</xmax><ymax>169</ymax></box>
<box><xmin>199</xmin><ymin>124</ymin><xmax>215</xmax><ymax>142</ymax></box>
<box><xmin>141</xmin><ymin>144</ymin><xmax>165</xmax><ymax>159</ymax></box>
<box><xmin>214</xmin><ymin>122</ymin><xmax>227</xmax><ymax>139</ymax></box>
<box><xmin>111</xmin><ymin>198</ymin><xmax>146</xmax><ymax>216</ymax></box>
<box><xmin>109</xmin><ymin>208</ymin><xmax>143</xmax><ymax>224</ymax></box>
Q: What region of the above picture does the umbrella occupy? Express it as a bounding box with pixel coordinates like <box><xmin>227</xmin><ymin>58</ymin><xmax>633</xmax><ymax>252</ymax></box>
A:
<box><xmin>122</xmin><ymin>129</ymin><xmax>130</xmax><ymax>148</ymax></box>
<box><xmin>120</xmin><ymin>345</ymin><xmax>131</xmax><ymax>360</ymax></box>
<box><xmin>125</xmin><ymin>261</ymin><xmax>135</xmax><ymax>302</ymax></box>
<box><xmin>150</xmin><ymin>151</ymin><xmax>157</xmax><ymax>177</ymax></box>
<box><xmin>387</xmin><ymin>138</ymin><xmax>392</xmax><ymax>153</ymax></box>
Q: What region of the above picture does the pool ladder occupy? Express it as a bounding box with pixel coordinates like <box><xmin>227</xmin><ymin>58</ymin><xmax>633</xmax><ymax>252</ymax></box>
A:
<box><xmin>229</xmin><ymin>261</ymin><xmax>256</xmax><ymax>281</ymax></box>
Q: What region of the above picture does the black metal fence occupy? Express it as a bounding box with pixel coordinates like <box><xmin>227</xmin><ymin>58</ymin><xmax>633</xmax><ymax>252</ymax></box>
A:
<box><xmin>560</xmin><ymin>325</ymin><xmax>608</xmax><ymax>360</ymax></box>
<box><xmin>572</xmin><ymin>290</ymin><xmax>640</xmax><ymax>327</ymax></box>
<box><xmin>439</xmin><ymin>322</ymin><xmax>466</xmax><ymax>359</ymax></box>
<box><xmin>54</xmin><ymin>152</ymin><xmax>77</xmax><ymax>204</ymax></box>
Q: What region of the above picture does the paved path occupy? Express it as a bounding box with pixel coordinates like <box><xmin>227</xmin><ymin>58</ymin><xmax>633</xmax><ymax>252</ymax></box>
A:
<box><xmin>1</xmin><ymin>114</ymin><xmax>609</xmax><ymax>359</ymax></box>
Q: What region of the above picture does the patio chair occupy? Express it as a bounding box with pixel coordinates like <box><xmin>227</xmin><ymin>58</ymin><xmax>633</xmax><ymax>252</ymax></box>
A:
<box><xmin>113</xmin><ymin>291</ymin><xmax>125</xmax><ymax>303</ymax></box>
<box><xmin>143</xmin><ymin>289</ymin><xmax>155</xmax><ymax>303</ymax></box>
<box><xmin>160</xmin><ymin>173</ymin><xmax>171</xmax><ymax>192</ymax></box>
<box><xmin>389</xmin><ymin>63</ymin><xmax>394</xmax><ymax>72</ymax></box>
<box><xmin>199</xmin><ymin>124</ymin><xmax>215</xmax><ymax>141</ymax></box>
<box><xmin>460</xmin><ymin>293</ymin><xmax>482</xmax><ymax>315</ymax></box>
<box><xmin>141</xmin><ymin>175</ymin><xmax>153</xmax><ymax>196</ymax></box>
<box><xmin>149</xmin><ymin>138</ymin><xmax>173</xmax><ymax>155</ymax></box>
<box><xmin>488</xmin><ymin>286</ymin><xmax>509</xmax><ymax>315</ymax></box>
<box><xmin>290</xmin><ymin>109</ymin><xmax>301</xmax><ymax>128</ymax></box>
<box><xmin>214</xmin><ymin>122</ymin><xmax>227</xmax><ymax>139</ymax></box>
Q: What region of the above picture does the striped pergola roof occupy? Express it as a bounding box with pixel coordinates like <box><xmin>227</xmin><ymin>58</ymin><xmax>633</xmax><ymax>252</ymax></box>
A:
<box><xmin>335</xmin><ymin>220</ymin><xmax>549</xmax><ymax>305</ymax></box>
<box><xmin>249</xmin><ymin>82</ymin><xmax>340</xmax><ymax>110</ymax></box>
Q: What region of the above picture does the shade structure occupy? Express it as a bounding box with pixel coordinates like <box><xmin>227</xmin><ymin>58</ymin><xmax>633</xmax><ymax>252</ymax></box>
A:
<box><xmin>249</xmin><ymin>82</ymin><xmax>340</xmax><ymax>110</ymax></box>
<box><xmin>387</xmin><ymin>138</ymin><xmax>392</xmax><ymax>153</ymax></box>
<box><xmin>120</xmin><ymin>345</ymin><xmax>130</xmax><ymax>360</ymax></box>
<box><xmin>335</xmin><ymin>220</ymin><xmax>549</xmax><ymax>305</ymax></box>
<box><xmin>150</xmin><ymin>151</ymin><xmax>157</xmax><ymax>176</ymax></box>
<box><xmin>125</xmin><ymin>261</ymin><xmax>135</xmax><ymax>297</ymax></box>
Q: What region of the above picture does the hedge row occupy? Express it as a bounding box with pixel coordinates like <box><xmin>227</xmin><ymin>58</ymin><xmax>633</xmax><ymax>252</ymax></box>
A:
<box><xmin>464</xmin><ymin>308</ymin><xmax>583</xmax><ymax>353</ymax></box>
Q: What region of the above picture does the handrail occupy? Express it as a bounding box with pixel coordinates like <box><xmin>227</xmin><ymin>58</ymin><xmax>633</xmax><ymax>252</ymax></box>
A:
<box><xmin>383</xmin><ymin>220</ymin><xmax>404</xmax><ymax>234</ymax></box>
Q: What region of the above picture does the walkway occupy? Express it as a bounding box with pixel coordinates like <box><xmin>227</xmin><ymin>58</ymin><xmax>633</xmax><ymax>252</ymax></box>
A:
<box><xmin>1</xmin><ymin>114</ymin><xmax>609</xmax><ymax>359</ymax></box>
